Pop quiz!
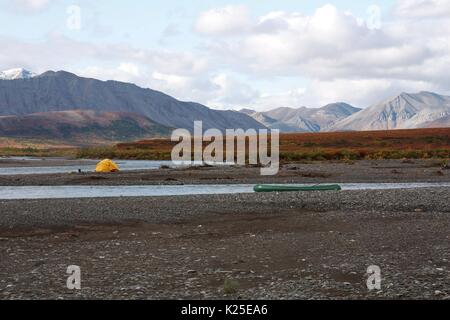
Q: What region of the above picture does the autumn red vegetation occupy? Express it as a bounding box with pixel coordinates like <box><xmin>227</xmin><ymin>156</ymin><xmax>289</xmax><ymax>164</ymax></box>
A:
<box><xmin>82</xmin><ymin>127</ymin><xmax>450</xmax><ymax>161</ymax></box>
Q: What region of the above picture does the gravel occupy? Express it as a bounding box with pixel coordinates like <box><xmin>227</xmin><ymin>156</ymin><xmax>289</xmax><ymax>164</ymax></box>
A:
<box><xmin>1</xmin><ymin>187</ymin><xmax>450</xmax><ymax>299</ymax></box>
<box><xmin>0</xmin><ymin>187</ymin><xmax>449</xmax><ymax>229</ymax></box>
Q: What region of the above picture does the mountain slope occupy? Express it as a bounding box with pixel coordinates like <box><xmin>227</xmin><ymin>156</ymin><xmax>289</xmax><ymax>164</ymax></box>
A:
<box><xmin>329</xmin><ymin>92</ymin><xmax>450</xmax><ymax>131</ymax></box>
<box><xmin>0</xmin><ymin>110</ymin><xmax>172</xmax><ymax>144</ymax></box>
<box><xmin>240</xmin><ymin>109</ymin><xmax>303</xmax><ymax>132</ymax></box>
<box><xmin>242</xmin><ymin>103</ymin><xmax>361</xmax><ymax>132</ymax></box>
<box><xmin>0</xmin><ymin>70</ymin><xmax>265</xmax><ymax>132</ymax></box>
<box><xmin>421</xmin><ymin>115</ymin><xmax>450</xmax><ymax>128</ymax></box>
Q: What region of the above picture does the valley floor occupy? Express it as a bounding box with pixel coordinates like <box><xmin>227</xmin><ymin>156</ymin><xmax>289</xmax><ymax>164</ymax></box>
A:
<box><xmin>0</xmin><ymin>159</ymin><xmax>449</xmax><ymax>299</ymax></box>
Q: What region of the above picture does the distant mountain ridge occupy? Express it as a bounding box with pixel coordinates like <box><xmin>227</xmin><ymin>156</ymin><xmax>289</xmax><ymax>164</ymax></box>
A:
<box><xmin>242</xmin><ymin>92</ymin><xmax>450</xmax><ymax>132</ymax></box>
<box><xmin>241</xmin><ymin>103</ymin><xmax>361</xmax><ymax>132</ymax></box>
<box><xmin>329</xmin><ymin>92</ymin><xmax>450</xmax><ymax>131</ymax></box>
<box><xmin>0</xmin><ymin>70</ymin><xmax>265</xmax><ymax>133</ymax></box>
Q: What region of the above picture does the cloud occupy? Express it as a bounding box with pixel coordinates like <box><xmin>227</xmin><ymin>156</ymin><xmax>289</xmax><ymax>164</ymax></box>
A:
<box><xmin>251</xmin><ymin>89</ymin><xmax>307</xmax><ymax>111</ymax></box>
<box><xmin>0</xmin><ymin>33</ymin><xmax>211</xmax><ymax>78</ymax></box>
<box><xmin>78</xmin><ymin>64</ymin><xmax>139</xmax><ymax>84</ymax></box>
<box><xmin>2</xmin><ymin>3</ymin><xmax>450</xmax><ymax>111</ymax></box>
<box><xmin>204</xmin><ymin>5</ymin><xmax>400</xmax><ymax>77</ymax></box>
<box><xmin>305</xmin><ymin>79</ymin><xmax>414</xmax><ymax>108</ymax></box>
<box><xmin>194</xmin><ymin>5</ymin><xmax>252</xmax><ymax>35</ymax></box>
<box><xmin>148</xmin><ymin>50</ymin><xmax>210</xmax><ymax>76</ymax></box>
<box><xmin>144</xmin><ymin>71</ymin><xmax>258</xmax><ymax>109</ymax></box>
<box><xmin>12</xmin><ymin>0</ymin><xmax>51</xmax><ymax>12</ymax></box>
<box><xmin>0</xmin><ymin>34</ymin><xmax>140</xmax><ymax>73</ymax></box>
<box><xmin>117</xmin><ymin>63</ymin><xmax>140</xmax><ymax>77</ymax></box>
<box><xmin>160</xmin><ymin>23</ymin><xmax>182</xmax><ymax>43</ymax></box>
<box><xmin>79</xmin><ymin>62</ymin><xmax>143</xmax><ymax>83</ymax></box>
<box><xmin>189</xmin><ymin>3</ymin><xmax>450</xmax><ymax>108</ymax></box>
<box><xmin>209</xmin><ymin>74</ymin><xmax>259</xmax><ymax>107</ymax></box>
<box><xmin>394</xmin><ymin>0</ymin><xmax>450</xmax><ymax>18</ymax></box>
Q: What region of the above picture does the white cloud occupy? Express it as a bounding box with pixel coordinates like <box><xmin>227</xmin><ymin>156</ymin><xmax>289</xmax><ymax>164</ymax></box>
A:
<box><xmin>146</xmin><ymin>71</ymin><xmax>258</xmax><ymax>109</ymax></box>
<box><xmin>194</xmin><ymin>5</ymin><xmax>252</xmax><ymax>35</ymax></box>
<box><xmin>209</xmin><ymin>74</ymin><xmax>259</xmax><ymax>108</ymax></box>
<box><xmin>148</xmin><ymin>50</ymin><xmax>210</xmax><ymax>76</ymax></box>
<box><xmin>307</xmin><ymin>79</ymin><xmax>400</xmax><ymax>107</ymax></box>
<box><xmin>251</xmin><ymin>89</ymin><xmax>307</xmax><ymax>111</ymax></box>
<box><xmin>78</xmin><ymin>63</ymin><xmax>142</xmax><ymax>84</ymax></box>
<box><xmin>118</xmin><ymin>63</ymin><xmax>140</xmax><ymax>77</ymax></box>
<box><xmin>151</xmin><ymin>71</ymin><xmax>191</xmax><ymax>90</ymax></box>
<box><xmin>207</xmin><ymin>6</ymin><xmax>394</xmax><ymax>76</ymax></box>
<box><xmin>13</xmin><ymin>0</ymin><xmax>50</xmax><ymax>11</ymax></box>
<box><xmin>0</xmin><ymin>33</ymin><xmax>211</xmax><ymax>79</ymax></box>
<box><xmin>148</xmin><ymin>71</ymin><xmax>217</xmax><ymax>104</ymax></box>
<box><xmin>394</xmin><ymin>0</ymin><xmax>450</xmax><ymax>18</ymax></box>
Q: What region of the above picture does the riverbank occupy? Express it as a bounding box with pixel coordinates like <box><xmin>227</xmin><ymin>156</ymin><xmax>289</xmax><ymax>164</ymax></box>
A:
<box><xmin>0</xmin><ymin>159</ymin><xmax>448</xmax><ymax>186</ymax></box>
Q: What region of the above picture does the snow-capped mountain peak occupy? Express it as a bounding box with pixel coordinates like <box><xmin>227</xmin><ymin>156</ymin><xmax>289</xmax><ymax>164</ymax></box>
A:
<box><xmin>0</xmin><ymin>68</ymin><xmax>37</xmax><ymax>80</ymax></box>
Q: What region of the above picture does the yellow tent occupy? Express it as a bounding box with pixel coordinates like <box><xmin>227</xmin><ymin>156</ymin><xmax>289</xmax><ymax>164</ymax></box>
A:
<box><xmin>95</xmin><ymin>159</ymin><xmax>119</xmax><ymax>173</ymax></box>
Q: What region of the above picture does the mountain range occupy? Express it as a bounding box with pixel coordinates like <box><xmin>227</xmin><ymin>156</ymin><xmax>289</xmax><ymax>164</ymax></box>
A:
<box><xmin>0</xmin><ymin>68</ymin><xmax>449</xmax><ymax>145</ymax></box>
<box><xmin>0</xmin><ymin>69</ymin><xmax>264</xmax><ymax>135</ymax></box>
<box><xmin>241</xmin><ymin>103</ymin><xmax>361</xmax><ymax>132</ymax></box>
<box><xmin>242</xmin><ymin>92</ymin><xmax>450</xmax><ymax>132</ymax></box>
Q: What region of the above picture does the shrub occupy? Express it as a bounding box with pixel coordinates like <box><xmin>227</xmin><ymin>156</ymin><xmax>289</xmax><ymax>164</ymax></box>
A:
<box><xmin>223</xmin><ymin>278</ymin><xmax>240</xmax><ymax>294</ymax></box>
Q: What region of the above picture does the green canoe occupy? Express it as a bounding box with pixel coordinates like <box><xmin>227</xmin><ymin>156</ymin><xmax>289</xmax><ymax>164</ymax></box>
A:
<box><xmin>254</xmin><ymin>184</ymin><xmax>342</xmax><ymax>193</ymax></box>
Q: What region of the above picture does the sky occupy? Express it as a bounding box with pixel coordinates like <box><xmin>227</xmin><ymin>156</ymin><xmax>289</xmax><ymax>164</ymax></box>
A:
<box><xmin>1</xmin><ymin>0</ymin><xmax>450</xmax><ymax>111</ymax></box>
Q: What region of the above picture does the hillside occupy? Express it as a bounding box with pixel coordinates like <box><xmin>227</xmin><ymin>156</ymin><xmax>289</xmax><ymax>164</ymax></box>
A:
<box><xmin>0</xmin><ymin>110</ymin><xmax>172</xmax><ymax>145</ymax></box>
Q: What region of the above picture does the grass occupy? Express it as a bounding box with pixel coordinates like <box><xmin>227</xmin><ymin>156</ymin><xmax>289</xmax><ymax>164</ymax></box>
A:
<box><xmin>75</xmin><ymin>145</ymin><xmax>172</xmax><ymax>160</ymax></box>
<box><xmin>223</xmin><ymin>278</ymin><xmax>240</xmax><ymax>294</ymax></box>
<box><xmin>0</xmin><ymin>137</ymin><xmax>78</xmax><ymax>158</ymax></box>
<box><xmin>2</xmin><ymin>128</ymin><xmax>450</xmax><ymax>162</ymax></box>
<box><xmin>0</xmin><ymin>147</ymin><xmax>77</xmax><ymax>158</ymax></box>
<box><xmin>94</xmin><ymin>128</ymin><xmax>450</xmax><ymax>162</ymax></box>
<box><xmin>279</xmin><ymin>148</ymin><xmax>450</xmax><ymax>161</ymax></box>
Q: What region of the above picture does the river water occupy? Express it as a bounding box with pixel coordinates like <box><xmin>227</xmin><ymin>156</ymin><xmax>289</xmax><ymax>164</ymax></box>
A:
<box><xmin>0</xmin><ymin>183</ymin><xmax>449</xmax><ymax>200</ymax></box>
